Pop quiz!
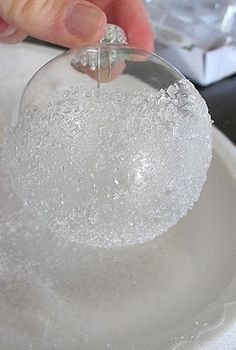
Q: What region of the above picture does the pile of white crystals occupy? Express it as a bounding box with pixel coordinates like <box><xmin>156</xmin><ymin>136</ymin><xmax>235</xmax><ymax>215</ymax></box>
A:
<box><xmin>2</xmin><ymin>79</ymin><xmax>212</xmax><ymax>248</ymax></box>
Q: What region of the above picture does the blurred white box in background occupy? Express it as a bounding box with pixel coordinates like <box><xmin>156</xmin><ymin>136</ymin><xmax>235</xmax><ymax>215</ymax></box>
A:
<box><xmin>146</xmin><ymin>0</ymin><xmax>236</xmax><ymax>86</ymax></box>
<box><xmin>156</xmin><ymin>43</ymin><xmax>236</xmax><ymax>86</ymax></box>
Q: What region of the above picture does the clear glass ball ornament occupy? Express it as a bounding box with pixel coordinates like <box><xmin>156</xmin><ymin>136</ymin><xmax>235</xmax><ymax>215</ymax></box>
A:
<box><xmin>3</xmin><ymin>25</ymin><xmax>212</xmax><ymax>248</ymax></box>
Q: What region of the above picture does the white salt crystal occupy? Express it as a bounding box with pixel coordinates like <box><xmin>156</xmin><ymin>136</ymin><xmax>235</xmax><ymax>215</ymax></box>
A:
<box><xmin>1</xmin><ymin>79</ymin><xmax>212</xmax><ymax>248</ymax></box>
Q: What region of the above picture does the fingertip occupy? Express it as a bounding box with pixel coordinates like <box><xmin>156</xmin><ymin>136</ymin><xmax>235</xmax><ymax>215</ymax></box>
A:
<box><xmin>110</xmin><ymin>0</ymin><xmax>154</xmax><ymax>52</ymax></box>
<box><xmin>0</xmin><ymin>29</ymin><xmax>27</xmax><ymax>44</ymax></box>
<box><xmin>0</xmin><ymin>0</ymin><xmax>107</xmax><ymax>49</ymax></box>
<box><xmin>63</xmin><ymin>1</ymin><xmax>107</xmax><ymax>48</ymax></box>
<box><xmin>128</xmin><ymin>23</ymin><xmax>155</xmax><ymax>52</ymax></box>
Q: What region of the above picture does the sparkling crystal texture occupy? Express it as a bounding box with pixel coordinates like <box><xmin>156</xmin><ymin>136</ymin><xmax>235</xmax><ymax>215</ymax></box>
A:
<box><xmin>1</xmin><ymin>46</ymin><xmax>212</xmax><ymax>248</ymax></box>
<box><xmin>3</xmin><ymin>69</ymin><xmax>211</xmax><ymax>247</ymax></box>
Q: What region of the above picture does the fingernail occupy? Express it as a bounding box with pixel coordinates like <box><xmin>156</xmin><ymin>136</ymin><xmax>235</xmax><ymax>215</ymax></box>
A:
<box><xmin>64</xmin><ymin>1</ymin><xmax>105</xmax><ymax>39</ymax></box>
<box><xmin>0</xmin><ymin>26</ymin><xmax>16</xmax><ymax>38</ymax></box>
<box><xmin>0</xmin><ymin>18</ymin><xmax>16</xmax><ymax>38</ymax></box>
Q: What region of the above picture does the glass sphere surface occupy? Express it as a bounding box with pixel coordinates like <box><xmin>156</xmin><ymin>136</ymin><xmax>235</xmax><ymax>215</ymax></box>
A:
<box><xmin>2</xmin><ymin>44</ymin><xmax>212</xmax><ymax>248</ymax></box>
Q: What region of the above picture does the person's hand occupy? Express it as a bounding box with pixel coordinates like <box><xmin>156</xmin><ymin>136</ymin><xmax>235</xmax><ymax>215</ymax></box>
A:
<box><xmin>0</xmin><ymin>0</ymin><xmax>154</xmax><ymax>51</ymax></box>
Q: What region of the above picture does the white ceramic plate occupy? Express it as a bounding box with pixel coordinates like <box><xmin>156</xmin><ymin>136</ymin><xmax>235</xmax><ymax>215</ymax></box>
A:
<box><xmin>0</xmin><ymin>43</ymin><xmax>235</xmax><ymax>350</ymax></box>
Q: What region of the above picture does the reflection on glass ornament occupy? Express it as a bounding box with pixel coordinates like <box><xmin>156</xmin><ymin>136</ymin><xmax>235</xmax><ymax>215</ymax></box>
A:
<box><xmin>2</xmin><ymin>25</ymin><xmax>212</xmax><ymax>248</ymax></box>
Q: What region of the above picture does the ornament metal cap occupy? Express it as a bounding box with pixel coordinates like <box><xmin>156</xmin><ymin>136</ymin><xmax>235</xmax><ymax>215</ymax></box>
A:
<box><xmin>71</xmin><ymin>24</ymin><xmax>128</xmax><ymax>72</ymax></box>
<box><xmin>100</xmin><ymin>24</ymin><xmax>128</xmax><ymax>45</ymax></box>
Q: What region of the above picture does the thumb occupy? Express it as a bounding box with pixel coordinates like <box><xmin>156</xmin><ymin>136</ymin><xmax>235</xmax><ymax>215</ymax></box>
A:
<box><xmin>0</xmin><ymin>0</ymin><xmax>107</xmax><ymax>47</ymax></box>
